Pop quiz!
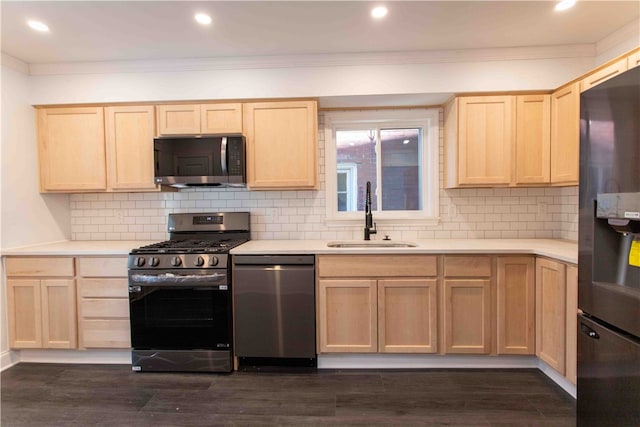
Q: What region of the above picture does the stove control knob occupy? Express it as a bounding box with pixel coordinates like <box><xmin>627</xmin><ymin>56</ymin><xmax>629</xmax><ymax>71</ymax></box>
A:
<box><xmin>194</xmin><ymin>256</ymin><xmax>205</xmax><ymax>267</ymax></box>
<box><xmin>209</xmin><ymin>256</ymin><xmax>219</xmax><ymax>266</ymax></box>
<box><xmin>135</xmin><ymin>257</ymin><xmax>146</xmax><ymax>267</ymax></box>
<box><xmin>170</xmin><ymin>256</ymin><xmax>182</xmax><ymax>267</ymax></box>
<box><xmin>149</xmin><ymin>257</ymin><xmax>160</xmax><ymax>267</ymax></box>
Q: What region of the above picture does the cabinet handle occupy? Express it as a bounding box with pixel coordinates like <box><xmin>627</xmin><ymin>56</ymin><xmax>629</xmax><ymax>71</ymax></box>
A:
<box><xmin>221</xmin><ymin>136</ymin><xmax>228</xmax><ymax>176</ymax></box>
<box><xmin>580</xmin><ymin>323</ymin><xmax>600</xmax><ymax>339</ymax></box>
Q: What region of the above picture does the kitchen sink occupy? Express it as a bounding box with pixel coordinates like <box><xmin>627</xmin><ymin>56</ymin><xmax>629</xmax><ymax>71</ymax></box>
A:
<box><xmin>327</xmin><ymin>241</ymin><xmax>418</xmax><ymax>248</ymax></box>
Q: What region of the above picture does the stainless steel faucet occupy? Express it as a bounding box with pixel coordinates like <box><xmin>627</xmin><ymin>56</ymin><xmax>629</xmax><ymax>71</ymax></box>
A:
<box><xmin>364</xmin><ymin>181</ymin><xmax>377</xmax><ymax>240</ymax></box>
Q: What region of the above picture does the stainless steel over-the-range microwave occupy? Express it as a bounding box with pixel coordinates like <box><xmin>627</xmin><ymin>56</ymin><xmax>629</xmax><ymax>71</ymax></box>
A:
<box><xmin>154</xmin><ymin>135</ymin><xmax>246</xmax><ymax>188</ymax></box>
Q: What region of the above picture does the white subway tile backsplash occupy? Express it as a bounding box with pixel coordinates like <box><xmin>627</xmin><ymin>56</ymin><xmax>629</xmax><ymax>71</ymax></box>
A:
<box><xmin>69</xmin><ymin>111</ymin><xmax>579</xmax><ymax>242</ymax></box>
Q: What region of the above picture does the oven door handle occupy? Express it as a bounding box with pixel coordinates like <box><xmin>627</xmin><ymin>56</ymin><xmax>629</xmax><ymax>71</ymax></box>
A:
<box><xmin>129</xmin><ymin>272</ymin><xmax>228</xmax><ymax>287</ymax></box>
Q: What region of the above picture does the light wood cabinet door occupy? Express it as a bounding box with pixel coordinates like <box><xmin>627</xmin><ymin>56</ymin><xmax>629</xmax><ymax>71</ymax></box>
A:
<box><xmin>318</xmin><ymin>279</ymin><xmax>377</xmax><ymax>353</ymax></box>
<box><xmin>7</xmin><ymin>279</ymin><xmax>42</xmax><ymax>348</ymax></box>
<box><xmin>457</xmin><ymin>96</ymin><xmax>514</xmax><ymax>186</ymax></box>
<box><xmin>536</xmin><ymin>258</ymin><xmax>567</xmax><ymax>374</ymax></box>
<box><xmin>565</xmin><ymin>264</ymin><xmax>578</xmax><ymax>385</ymax></box>
<box><xmin>41</xmin><ymin>279</ymin><xmax>77</xmax><ymax>349</ymax></box>
<box><xmin>580</xmin><ymin>58</ymin><xmax>628</xmax><ymax>92</ymax></box>
<box><xmin>496</xmin><ymin>257</ymin><xmax>535</xmax><ymax>355</ymax></box>
<box><xmin>156</xmin><ymin>104</ymin><xmax>201</xmax><ymax>135</ymax></box>
<box><xmin>443</xmin><ymin>279</ymin><xmax>492</xmax><ymax>354</ymax></box>
<box><xmin>7</xmin><ymin>278</ymin><xmax>76</xmax><ymax>349</ymax></box>
<box><xmin>550</xmin><ymin>83</ymin><xmax>579</xmax><ymax>185</ymax></box>
<box><xmin>201</xmin><ymin>103</ymin><xmax>243</xmax><ymax>134</ymax></box>
<box><xmin>378</xmin><ymin>279</ymin><xmax>438</xmax><ymax>353</ymax></box>
<box><xmin>243</xmin><ymin>100</ymin><xmax>317</xmax><ymax>189</ymax></box>
<box><xmin>515</xmin><ymin>95</ymin><xmax>551</xmax><ymax>185</ymax></box>
<box><xmin>37</xmin><ymin>107</ymin><xmax>107</xmax><ymax>191</ymax></box>
<box><xmin>628</xmin><ymin>51</ymin><xmax>640</xmax><ymax>69</ymax></box>
<box><xmin>105</xmin><ymin>106</ymin><xmax>157</xmax><ymax>191</ymax></box>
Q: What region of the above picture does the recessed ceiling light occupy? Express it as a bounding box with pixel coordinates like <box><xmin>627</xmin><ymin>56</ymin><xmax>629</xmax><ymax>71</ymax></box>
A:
<box><xmin>27</xmin><ymin>19</ymin><xmax>49</xmax><ymax>32</ymax></box>
<box><xmin>371</xmin><ymin>6</ymin><xmax>388</xmax><ymax>19</ymax></box>
<box><xmin>194</xmin><ymin>13</ymin><xmax>212</xmax><ymax>25</ymax></box>
<box><xmin>403</xmin><ymin>139</ymin><xmax>410</xmax><ymax>145</ymax></box>
<box><xmin>555</xmin><ymin>0</ymin><xmax>576</xmax><ymax>11</ymax></box>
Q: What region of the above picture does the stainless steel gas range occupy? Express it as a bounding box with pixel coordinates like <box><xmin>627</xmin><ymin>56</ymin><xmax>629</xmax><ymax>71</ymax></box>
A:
<box><xmin>127</xmin><ymin>212</ymin><xmax>250</xmax><ymax>373</ymax></box>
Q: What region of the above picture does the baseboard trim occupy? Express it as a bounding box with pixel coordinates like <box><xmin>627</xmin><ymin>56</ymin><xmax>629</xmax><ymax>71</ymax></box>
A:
<box><xmin>538</xmin><ymin>359</ymin><xmax>577</xmax><ymax>399</ymax></box>
<box><xmin>318</xmin><ymin>354</ymin><xmax>539</xmax><ymax>369</ymax></box>
<box><xmin>0</xmin><ymin>350</ymin><xmax>19</xmax><ymax>372</ymax></box>
<box><xmin>17</xmin><ymin>349</ymin><xmax>131</xmax><ymax>365</ymax></box>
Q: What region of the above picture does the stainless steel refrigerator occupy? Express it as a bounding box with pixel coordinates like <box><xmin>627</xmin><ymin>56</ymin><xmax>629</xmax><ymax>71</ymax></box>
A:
<box><xmin>578</xmin><ymin>66</ymin><xmax>640</xmax><ymax>426</ymax></box>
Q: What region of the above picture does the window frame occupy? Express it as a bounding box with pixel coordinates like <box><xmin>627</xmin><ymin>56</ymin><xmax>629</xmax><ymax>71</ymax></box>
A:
<box><xmin>324</xmin><ymin>108</ymin><xmax>440</xmax><ymax>225</ymax></box>
<box><xmin>336</xmin><ymin>162</ymin><xmax>358</xmax><ymax>212</ymax></box>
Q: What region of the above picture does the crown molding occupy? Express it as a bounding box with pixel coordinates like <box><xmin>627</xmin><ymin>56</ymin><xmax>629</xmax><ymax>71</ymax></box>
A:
<box><xmin>1</xmin><ymin>53</ymin><xmax>29</xmax><ymax>74</ymax></box>
<box><xmin>27</xmin><ymin>44</ymin><xmax>596</xmax><ymax>76</ymax></box>
<box><xmin>596</xmin><ymin>18</ymin><xmax>640</xmax><ymax>56</ymax></box>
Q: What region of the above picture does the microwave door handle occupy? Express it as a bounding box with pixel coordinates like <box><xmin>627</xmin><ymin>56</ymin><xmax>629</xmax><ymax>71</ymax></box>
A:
<box><xmin>221</xmin><ymin>136</ymin><xmax>228</xmax><ymax>176</ymax></box>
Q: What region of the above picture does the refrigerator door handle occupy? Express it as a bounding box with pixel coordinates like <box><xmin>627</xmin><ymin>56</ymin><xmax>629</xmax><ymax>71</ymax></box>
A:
<box><xmin>580</xmin><ymin>322</ymin><xmax>600</xmax><ymax>339</ymax></box>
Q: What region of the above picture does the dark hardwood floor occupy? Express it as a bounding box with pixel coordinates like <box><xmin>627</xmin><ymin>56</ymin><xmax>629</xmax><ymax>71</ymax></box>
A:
<box><xmin>1</xmin><ymin>364</ymin><xmax>575</xmax><ymax>426</ymax></box>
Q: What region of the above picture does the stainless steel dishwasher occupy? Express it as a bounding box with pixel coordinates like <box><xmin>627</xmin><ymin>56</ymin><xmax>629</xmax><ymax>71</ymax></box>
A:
<box><xmin>232</xmin><ymin>255</ymin><xmax>316</xmax><ymax>367</ymax></box>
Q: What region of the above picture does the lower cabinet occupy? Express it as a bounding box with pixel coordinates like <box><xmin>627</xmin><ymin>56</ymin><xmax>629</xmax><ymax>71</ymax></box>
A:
<box><xmin>4</xmin><ymin>255</ymin><xmax>131</xmax><ymax>350</ymax></box>
<box><xmin>317</xmin><ymin>254</ymin><xmax>538</xmax><ymax>356</ymax></box>
<box><xmin>317</xmin><ymin>255</ymin><xmax>438</xmax><ymax>354</ymax></box>
<box><xmin>442</xmin><ymin>255</ymin><xmax>493</xmax><ymax>354</ymax></box>
<box><xmin>317</xmin><ymin>279</ymin><xmax>377</xmax><ymax>353</ymax></box>
<box><xmin>6</xmin><ymin>257</ymin><xmax>77</xmax><ymax>349</ymax></box>
<box><xmin>378</xmin><ymin>279</ymin><xmax>438</xmax><ymax>353</ymax></box>
<box><xmin>535</xmin><ymin>257</ymin><xmax>577</xmax><ymax>384</ymax></box>
<box><xmin>496</xmin><ymin>257</ymin><xmax>535</xmax><ymax>355</ymax></box>
<box><xmin>77</xmin><ymin>256</ymin><xmax>131</xmax><ymax>349</ymax></box>
<box><xmin>443</xmin><ymin>279</ymin><xmax>491</xmax><ymax>354</ymax></box>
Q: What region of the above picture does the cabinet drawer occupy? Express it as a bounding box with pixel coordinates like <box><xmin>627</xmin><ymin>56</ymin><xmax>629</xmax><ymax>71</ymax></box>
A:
<box><xmin>317</xmin><ymin>255</ymin><xmax>437</xmax><ymax>278</ymax></box>
<box><xmin>78</xmin><ymin>257</ymin><xmax>127</xmax><ymax>277</ymax></box>
<box><xmin>80</xmin><ymin>298</ymin><xmax>129</xmax><ymax>319</ymax></box>
<box><xmin>6</xmin><ymin>257</ymin><xmax>74</xmax><ymax>277</ymax></box>
<box><xmin>444</xmin><ymin>256</ymin><xmax>492</xmax><ymax>277</ymax></box>
<box><xmin>80</xmin><ymin>319</ymin><xmax>131</xmax><ymax>348</ymax></box>
<box><xmin>79</xmin><ymin>278</ymin><xmax>128</xmax><ymax>298</ymax></box>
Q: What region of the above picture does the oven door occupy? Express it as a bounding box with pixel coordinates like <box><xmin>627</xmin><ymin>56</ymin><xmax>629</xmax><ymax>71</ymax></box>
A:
<box><xmin>128</xmin><ymin>269</ymin><xmax>231</xmax><ymax>351</ymax></box>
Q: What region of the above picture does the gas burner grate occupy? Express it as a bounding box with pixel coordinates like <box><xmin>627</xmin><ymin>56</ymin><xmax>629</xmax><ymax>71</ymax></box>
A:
<box><xmin>132</xmin><ymin>239</ymin><xmax>248</xmax><ymax>254</ymax></box>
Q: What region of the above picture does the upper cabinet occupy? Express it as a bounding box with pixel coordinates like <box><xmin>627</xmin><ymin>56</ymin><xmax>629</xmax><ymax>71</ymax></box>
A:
<box><xmin>243</xmin><ymin>100</ymin><xmax>318</xmax><ymax>190</ymax></box>
<box><xmin>515</xmin><ymin>95</ymin><xmax>551</xmax><ymax>185</ymax></box>
<box><xmin>38</xmin><ymin>107</ymin><xmax>107</xmax><ymax>192</ymax></box>
<box><xmin>445</xmin><ymin>94</ymin><xmax>552</xmax><ymax>188</ymax></box>
<box><xmin>580</xmin><ymin>57</ymin><xmax>628</xmax><ymax>93</ymax></box>
<box><xmin>449</xmin><ymin>96</ymin><xmax>514</xmax><ymax>186</ymax></box>
<box><xmin>628</xmin><ymin>50</ymin><xmax>640</xmax><ymax>69</ymax></box>
<box><xmin>105</xmin><ymin>106</ymin><xmax>157</xmax><ymax>191</ymax></box>
<box><xmin>37</xmin><ymin>105</ymin><xmax>158</xmax><ymax>193</ymax></box>
<box><xmin>156</xmin><ymin>103</ymin><xmax>243</xmax><ymax>135</ymax></box>
<box><xmin>550</xmin><ymin>82</ymin><xmax>580</xmax><ymax>185</ymax></box>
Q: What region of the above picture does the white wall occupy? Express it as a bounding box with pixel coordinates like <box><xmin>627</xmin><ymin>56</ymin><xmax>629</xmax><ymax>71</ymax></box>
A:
<box><xmin>1</xmin><ymin>63</ymin><xmax>70</xmax><ymax>249</ymax></box>
<box><xmin>28</xmin><ymin>55</ymin><xmax>596</xmax><ymax>105</ymax></box>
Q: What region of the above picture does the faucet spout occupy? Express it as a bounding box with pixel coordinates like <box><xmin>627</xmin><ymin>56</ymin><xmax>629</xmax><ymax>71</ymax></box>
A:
<box><xmin>364</xmin><ymin>181</ymin><xmax>377</xmax><ymax>240</ymax></box>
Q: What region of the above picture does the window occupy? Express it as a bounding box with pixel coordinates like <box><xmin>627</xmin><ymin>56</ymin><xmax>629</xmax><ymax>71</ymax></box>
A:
<box><xmin>325</xmin><ymin>109</ymin><xmax>440</xmax><ymax>223</ymax></box>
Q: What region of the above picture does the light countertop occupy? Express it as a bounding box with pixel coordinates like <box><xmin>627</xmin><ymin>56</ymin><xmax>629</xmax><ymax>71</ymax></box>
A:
<box><xmin>230</xmin><ymin>239</ymin><xmax>578</xmax><ymax>264</ymax></box>
<box><xmin>1</xmin><ymin>238</ymin><xmax>578</xmax><ymax>264</ymax></box>
<box><xmin>1</xmin><ymin>240</ymin><xmax>155</xmax><ymax>256</ymax></box>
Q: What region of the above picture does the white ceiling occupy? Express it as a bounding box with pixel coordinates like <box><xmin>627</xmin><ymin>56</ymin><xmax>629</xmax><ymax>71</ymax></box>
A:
<box><xmin>2</xmin><ymin>1</ymin><xmax>639</xmax><ymax>65</ymax></box>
